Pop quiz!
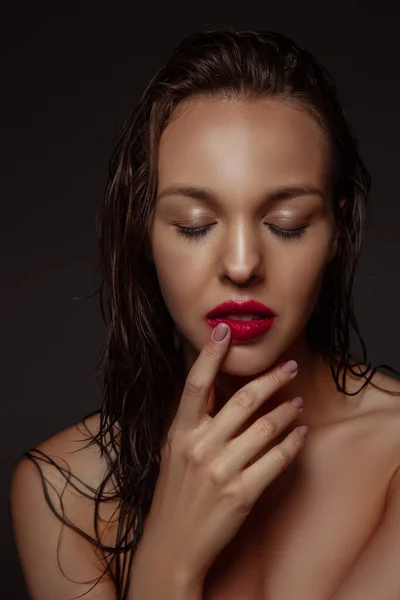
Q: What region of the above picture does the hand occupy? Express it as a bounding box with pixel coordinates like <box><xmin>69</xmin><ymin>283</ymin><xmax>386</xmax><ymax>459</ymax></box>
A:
<box><xmin>138</xmin><ymin>323</ymin><xmax>306</xmax><ymax>586</ymax></box>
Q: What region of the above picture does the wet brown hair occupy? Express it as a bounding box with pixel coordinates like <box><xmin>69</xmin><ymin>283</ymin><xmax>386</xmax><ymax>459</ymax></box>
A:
<box><xmin>21</xmin><ymin>26</ymin><xmax>400</xmax><ymax>599</ymax></box>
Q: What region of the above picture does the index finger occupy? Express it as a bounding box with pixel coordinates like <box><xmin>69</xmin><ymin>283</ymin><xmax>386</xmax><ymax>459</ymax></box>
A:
<box><xmin>175</xmin><ymin>323</ymin><xmax>231</xmax><ymax>430</ymax></box>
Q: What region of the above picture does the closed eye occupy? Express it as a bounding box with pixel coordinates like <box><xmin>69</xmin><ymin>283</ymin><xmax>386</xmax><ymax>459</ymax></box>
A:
<box><xmin>175</xmin><ymin>223</ymin><xmax>308</xmax><ymax>240</ymax></box>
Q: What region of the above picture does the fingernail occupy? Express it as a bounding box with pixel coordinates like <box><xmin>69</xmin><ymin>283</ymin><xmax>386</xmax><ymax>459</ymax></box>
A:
<box><xmin>212</xmin><ymin>323</ymin><xmax>229</xmax><ymax>342</ymax></box>
<box><xmin>297</xmin><ymin>425</ymin><xmax>309</xmax><ymax>439</ymax></box>
<box><xmin>280</xmin><ymin>360</ymin><xmax>298</xmax><ymax>373</ymax></box>
<box><xmin>291</xmin><ymin>396</ymin><xmax>304</xmax><ymax>408</ymax></box>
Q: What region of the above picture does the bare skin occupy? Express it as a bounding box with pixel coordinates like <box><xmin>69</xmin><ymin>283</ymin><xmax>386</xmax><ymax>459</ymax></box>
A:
<box><xmin>22</xmin><ymin>96</ymin><xmax>400</xmax><ymax>599</ymax></box>
<box><xmin>34</xmin><ymin>367</ymin><xmax>400</xmax><ymax>600</ymax></box>
<box><xmin>145</xmin><ymin>95</ymin><xmax>400</xmax><ymax>596</ymax></box>
<box><xmin>149</xmin><ymin>95</ymin><xmax>345</xmax><ymax>434</ymax></box>
<box><xmin>201</xmin><ymin>369</ymin><xmax>400</xmax><ymax>600</ymax></box>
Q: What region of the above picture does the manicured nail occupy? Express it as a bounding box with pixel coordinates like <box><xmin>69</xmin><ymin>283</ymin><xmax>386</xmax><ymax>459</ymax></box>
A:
<box><xmin>280</xmin><ymin>360</ymin><xmax>298</xmax><ymax>373</ymax></box>
<box><xmin>297</xmin><ymin>425</ymin><xmax>309</xmax><ymax>438</ymax></box>
<box><xmin>212</xmin><ymin>323</ymin><xmax>229</xmax><ymax>342</ymax></box>
<box><xmin>291</xmin><ymin>396</ymin><xmax>304</xmax><ymax>409</ymax></box>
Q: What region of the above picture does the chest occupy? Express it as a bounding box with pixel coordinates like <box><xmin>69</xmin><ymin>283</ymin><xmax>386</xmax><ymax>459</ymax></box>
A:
<box><xmin>203</xmin><ymin>413</ymin><xmax>400</xmax><ymax>600</ymax></box>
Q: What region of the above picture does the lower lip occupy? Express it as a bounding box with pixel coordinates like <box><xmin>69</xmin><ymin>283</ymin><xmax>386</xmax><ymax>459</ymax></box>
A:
<box><xmin>205</xmin><ymin>317</ymin><xmax>276</xmax><ymax>342</ymax></box>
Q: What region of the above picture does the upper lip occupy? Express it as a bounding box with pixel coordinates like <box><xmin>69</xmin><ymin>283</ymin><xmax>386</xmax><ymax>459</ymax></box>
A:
<box><xmin>206</xmin><ymin>300</ymin><xmax>276</xmax><ymax>319</ymax></box>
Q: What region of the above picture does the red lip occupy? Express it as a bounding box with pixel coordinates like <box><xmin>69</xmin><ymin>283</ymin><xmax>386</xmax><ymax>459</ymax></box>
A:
<box><xmin>206</xmin><ymin>299</ymin><xmax>276</xmax><ymax>319</ymax></box>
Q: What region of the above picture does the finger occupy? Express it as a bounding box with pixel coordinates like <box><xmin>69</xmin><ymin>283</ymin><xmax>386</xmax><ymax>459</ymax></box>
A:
<box><xmin>176</xmin><ymin>323</ymin><xmax>231</xmax><ymax>429</ymax></box>
<box><xmin>205</xmin><ymin>360</ymin><xmax>299</xmax><ymax>444</ymax></box>
<box><xmin>216</xmin><ymin>399</ymin><xmax>303</xmax><ymax>478</ymax></box>
<box><xmin>241</xmin><ymin>425</ymin><xmax>307</xmax><ymax>504</ymax></box>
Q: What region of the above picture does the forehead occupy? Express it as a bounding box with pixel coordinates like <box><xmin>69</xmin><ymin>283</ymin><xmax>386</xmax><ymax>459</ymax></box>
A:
<box><xmin>158</xmin><ymin>96</ymin><xmax>331</xmax><ymax>193</ymax></box>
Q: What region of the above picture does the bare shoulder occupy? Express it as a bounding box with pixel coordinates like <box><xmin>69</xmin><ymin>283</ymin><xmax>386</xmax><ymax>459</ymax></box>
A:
<box><xmin>327</xmin><ymin>365</ymin><xmax>400</xmax><ymax>469</ymax></box>
<box><xmin>367</xmin><ymin>370</ymin><xmax>400</xmax><ymax>492</ymax></box>
<box><xmin>361</xmin><ymin>367</ymin><xmax>400</xmax><ymax>472</ymax></box>
<box><xmin>10</xmin><ymin>412</ymin><xmax>121</xmax><ymax>593</ymax></box>
<box><xmin>32</xmin><ymin>411</ymin><xmax>120</xmax><ymax>542</ymax></box>
<box><xmin>363</xmin><ymin>367</ymin><xmax>400</xmax><ymax>412</ymax></box>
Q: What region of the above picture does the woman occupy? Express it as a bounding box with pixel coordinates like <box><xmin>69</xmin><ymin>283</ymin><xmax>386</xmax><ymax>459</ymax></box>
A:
<box><xmin>10</xmin><ymin>27</ymin><xmax>400</xmax><ymax>600</ymax></box>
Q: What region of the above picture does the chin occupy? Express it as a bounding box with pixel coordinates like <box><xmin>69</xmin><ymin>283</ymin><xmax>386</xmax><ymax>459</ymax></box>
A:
<box><xmin>217</xmin><ymin>351</ymin><xmax>278</xmax><ymax>378</ymax></box>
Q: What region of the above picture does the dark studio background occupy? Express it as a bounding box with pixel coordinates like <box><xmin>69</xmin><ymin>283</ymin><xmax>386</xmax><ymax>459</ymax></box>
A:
<box><xmin>2</xmin><ymin>0</ymin><xmax>400</xmax><ymax>596</ymax></box>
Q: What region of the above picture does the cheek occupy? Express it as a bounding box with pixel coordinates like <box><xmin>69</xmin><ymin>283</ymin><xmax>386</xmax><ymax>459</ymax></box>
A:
<box><xmin>279</xmin><ymin>242</ymin><xmax>330</xmax><ymax>313</ymax></box>
<box><xmin>156</xmin><ymin>261</ymin><xmax>197</xmax><ymax>303</ymax></box>
<box><xmin>151</xmin><ymin>226</ymin><xmax>205</xmax><ymax>318</ymax></box>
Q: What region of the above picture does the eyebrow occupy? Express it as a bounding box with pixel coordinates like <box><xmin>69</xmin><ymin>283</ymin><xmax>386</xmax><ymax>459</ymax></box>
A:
<box><xmin>156</xmin><ymin>184</ymin><xmax>324</xmax><ymax>206</ymax></box>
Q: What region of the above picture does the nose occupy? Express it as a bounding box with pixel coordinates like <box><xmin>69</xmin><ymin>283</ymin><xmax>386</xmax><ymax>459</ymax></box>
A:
<box><xmin>217</xmin><ymin>221</ymin><xmax>265</xmax><ymax>286</ymax></box>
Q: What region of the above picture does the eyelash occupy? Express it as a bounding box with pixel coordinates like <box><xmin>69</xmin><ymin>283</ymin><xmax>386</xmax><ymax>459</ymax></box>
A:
<box><xmin>175</xmin><ymin>224</ymin><xmax>308</xmax><ymax>240</ymax></box>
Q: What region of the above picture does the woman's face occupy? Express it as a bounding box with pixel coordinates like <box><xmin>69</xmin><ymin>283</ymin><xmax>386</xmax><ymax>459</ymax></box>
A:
<box><xmin>149</xmin><ymin>96</ymin><xmax>340</xmax><ymax>377</ymax></box>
